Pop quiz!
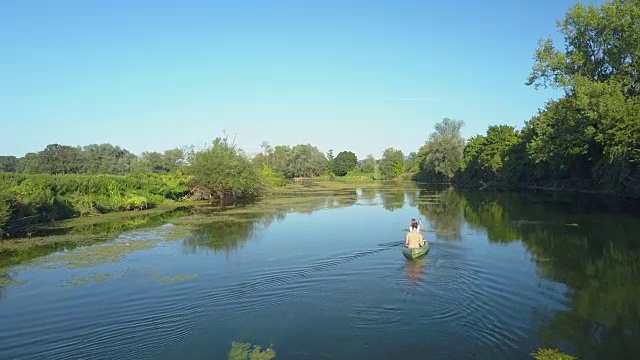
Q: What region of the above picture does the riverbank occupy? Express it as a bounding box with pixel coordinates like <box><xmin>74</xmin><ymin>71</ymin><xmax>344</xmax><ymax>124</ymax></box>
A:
<box><xmin>0</xmin><ymin>172</ymin><xmax>191</xmax><ymax>238</ymax></box>
<box><xmin>0</xmin><ymin>178</ymin><xmax>389</xmax><ymax>267</ymax></box>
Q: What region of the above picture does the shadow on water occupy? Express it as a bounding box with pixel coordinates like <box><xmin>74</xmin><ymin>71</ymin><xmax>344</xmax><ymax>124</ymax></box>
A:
<box><xmin>459</xmin><ymin>190</ymin><xmax>640</xmax><ymax>360</ymax></box>
<box><xmin>404</xmin><ymin>258</ymin><xmax>426</xmax><ymax>288</ymax></box>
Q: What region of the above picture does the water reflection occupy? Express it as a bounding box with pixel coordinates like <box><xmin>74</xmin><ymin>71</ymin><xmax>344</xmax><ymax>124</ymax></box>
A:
<box><xmin>404</xmin><ymin>258</ymin><xmax>426</xmax><ymax>288</ymax></box>
<box><xmin>417</xmin><ymin>187</ymin><xmax>464</xmax><ymax>240</ymax></box>
<box><xmin>181</xmin><ymin>190</ymin><xmax>359</xmax><ymax>255</ymax></box>
<box><xmin>358</xmin><ymin>188</ymin><xmax>378</xmax><ymax>205</ymax></box>
<box><xmin>380</xmin><ymin>188</ymin><xmax>406</xmax><ymax>211</ymax></box>
<box><xmin>459</xmin><ymin>191</ymin><xmax>640</xmax><ymax>359</ymax></box>
<box><xmin>182</xmin><ymin>218</ymin><xmax>259</xmax><ymax>255</ymax></box>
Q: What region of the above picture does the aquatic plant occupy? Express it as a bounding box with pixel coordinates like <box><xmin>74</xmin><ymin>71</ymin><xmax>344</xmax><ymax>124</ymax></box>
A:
<box><xmin>228</xmin><ymin>342</ymin><xmax>276</xmax><ymax>360</ymax></box>
<box><xmin>531</xmin><ymin>348</ymin><xmax>576</xmax><ymax>360</ymax></box>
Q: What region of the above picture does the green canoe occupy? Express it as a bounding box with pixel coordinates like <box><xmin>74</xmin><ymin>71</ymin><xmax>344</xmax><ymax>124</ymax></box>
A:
<box><xmin>402</xmin><ymin>242</ymin><xmax>430</xmax><ymax>260</ymax></box>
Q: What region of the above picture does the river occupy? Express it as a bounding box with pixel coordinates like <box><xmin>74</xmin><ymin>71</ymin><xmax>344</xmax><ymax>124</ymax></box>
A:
<box><xmin>0</xmin><ymin>183</ymin><xmax>638</xmax><ymax>360</ymax></box>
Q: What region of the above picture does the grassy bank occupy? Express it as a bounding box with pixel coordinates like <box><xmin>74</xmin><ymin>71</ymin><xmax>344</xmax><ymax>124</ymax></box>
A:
<box><xmin>0</xmin><ymin>172</ymin><xmax>191</xmax><ymax>238</ymax></box>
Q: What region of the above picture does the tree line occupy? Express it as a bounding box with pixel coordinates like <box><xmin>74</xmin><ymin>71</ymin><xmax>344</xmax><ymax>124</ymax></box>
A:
<box><xmin>0</xmin><ymin>143</ymin><xmax>187</xmax><ymax>175</ymax></box>
<box><xmin>414</xmin><ymin>0</ymin><xmax>639</xmax><ymax>199</ymax></box>
<box><xmin>0</xmin><ymin>136</ymin><xmax>412</xmax><ymax>238</ymax></box>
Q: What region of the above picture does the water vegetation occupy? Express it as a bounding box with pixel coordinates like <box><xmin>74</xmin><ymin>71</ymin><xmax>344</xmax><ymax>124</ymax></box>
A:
<box><xmin>223</xmin><ymin>341</ymin><xmax>571</xmax><ymax>360</ymax></box>
<box><xmin>64</xmin><ymin>273</ymin><xmax>112</xmax><ymax>287</ymax></box>
<box><xmin>1</xmin><ymin>180</ymin><xmax>633</xmax><ymax>359</ymax></box>
<box><xmin>149</xmin><ymin>273</ymin><xmax>198</xmax><ymax>284</ymax></box>
<box><xmin>228</xmin><ymin>341</ymin><xmax>276</xmax><ymax>360</ymax></box>
<box><xmin>531</xmin><ymin>348</ymin><xmax>577</xmax><ymax>360</ymax></box>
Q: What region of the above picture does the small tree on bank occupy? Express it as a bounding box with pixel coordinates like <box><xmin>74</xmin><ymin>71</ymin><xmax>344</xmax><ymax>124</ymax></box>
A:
<box><xmin>187</xmin><ymin>137</ymin><xmax>264</xmax><ymax>203</ymax></box>
<box><xmin>416</xmin><ymin>118</ymin><xmax>465</xmax><ymax>182</ymax></box>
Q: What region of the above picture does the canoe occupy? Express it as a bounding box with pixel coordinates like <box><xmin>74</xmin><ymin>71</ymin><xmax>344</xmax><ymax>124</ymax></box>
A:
<box><xmin>402</xmin><ymin>242</ymin><xmax>430</xmax><ymax>260</ymax></box>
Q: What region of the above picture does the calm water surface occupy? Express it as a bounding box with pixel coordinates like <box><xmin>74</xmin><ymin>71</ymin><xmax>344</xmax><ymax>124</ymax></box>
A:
<box><xmin>0</xmin><ymin>184</ymin><xmax>638</xmax><ymax>359</ymax></box>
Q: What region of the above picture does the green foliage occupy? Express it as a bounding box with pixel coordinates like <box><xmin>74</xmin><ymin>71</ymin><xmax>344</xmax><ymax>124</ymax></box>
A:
<box><xmin>0</xmin><ymin>191</ymin><xmax>11</xmax><ymax>236</ymax></box>
<box><xmin>260</xmin><ymin>167</ymin><xmax>288</xmax><ymax>187</ymax></box>
<box><xmin>417</xmin><ymin>118</ymin><xmax>465</xmax><ymax>182</ymax></box>
<box><xmin>0</xmin><ymin>172</ymin><xmax>190</xmax><ymax>237</ymax></box>
<box><xmin>531</xmin><ymin>348</ymin><xmax>576</xmax><ymax>360</ymax></box>
<box><xmin>288</xmin><ymin>144</ymin><xmax>329</xmax><ymax>178</ymax></box>
<box><xmin>187</xmin><ymin>137</ymin><xmax>265</xmax><ymax>202</ymax></box>
<box><xmin>372</xmin><ymin>163</ymin><xmax>383</xmax><ymax>180</ymax></box>
<box><xmin>34</xmin><ymin>144</ymin><xmax>85</xmax><ymax>174</ymax></box>
<box><xmin>359</xmin><ymin>154</ymin><xmax>377</xmax><ymax>173</ymax></box>
<box><xmin>81</xmin><ymin>143</ymin><xmax>137</xmax><ymax>174</ymax></box>
<box><xmin>135</xmin><ymin>148</ymin><xmax>185</xmax><ymax>173</ymax></box>
<box><xmin>252</xmin><ymin>143</ymin><xmax>329</xmax><ymax>179</ymax></box>
<box><xmin>404</xmin><ymin>152</ymin><xmax>418</xmax><ymax>173</ymax></box>
<box><xmin>6</xmin><ymin>142</ymin><xmax>184</xmax><ymax>175</ymax></box>
<box><xmin>379</xmin><ymin>148</ymin><xmax>404</xmax><ymax>179</ymax></box>
<box><xmin>0</xmin><ymin>156</ymin><xmax>18</xmax><ymax>172</ymax></box>
<box><xmin>455</xmin><ymin>0</ymin><xmax>640</xmax><ymax>198</ymax></box>
<box><xmin>332</xmin><ymin>151</ymin><xmax>358</xmax><ymax>176</ymax></box>
<box><xmin>269</xmin><ymin>145</ymin><xmax>292</xmax><ymax>178</ymax></box>
<box><xmin>228</xmin><ymin>342</ymin><xmax>276</xmax><ymax>360</ymax></box>
<box><xmin>459</xmin><ymin>125</ymin><xmax>521</xmax><ymax>186</ymax></box>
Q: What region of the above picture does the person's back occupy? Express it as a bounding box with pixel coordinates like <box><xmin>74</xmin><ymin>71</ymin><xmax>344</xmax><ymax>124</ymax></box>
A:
<box><xmin>405</xmin><ymin>230</ymin><xmax>424</xmax><ymax>248</ymax></box>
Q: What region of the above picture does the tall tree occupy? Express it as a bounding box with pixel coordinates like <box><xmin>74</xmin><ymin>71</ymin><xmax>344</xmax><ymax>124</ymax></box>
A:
<box><xmin>270</xmin><ymin>145</ymin><xmax>293</xmax><ymax>178</ymax></box>
<box><xmin>37</xmin><ymin>144</ymin><xmax>84</xmax><ymax>174</ymax></box>
<box><xmin>332</xmin><ymin>151</ymin><xmax>358</xmax><ymax>176</ymax></box>
<box><xmin>360</xmin><ymin>154</ymin><xmax>377</xmax><ymax>173</ymax></box>
<box><xmin>525</xmin><ymin>0</ymin><xmax>640</xmax><ymax>195</ymax></box>
<box><xmin>82</xmin><ymin>143</ymin><xmax>137</xmax><ymax>174</ymax></box>
<box><xmin>379</xmin><ymin>148</ymin><xmax>404</xmax><ymax>179</ymax></box>
<box><xmin>0</xmin><ymin>156</ymin><xmax>18</xmax><ymax>172</ymax></box>
<box><xmin>417</xmin><ymin>118</ymin><xmax>465</xmax><ymax>182</ymax></box>
<box><xmin>288</xmin><ymin>144</ymin><xmax>328</xmax><ymax>178</ymax></box>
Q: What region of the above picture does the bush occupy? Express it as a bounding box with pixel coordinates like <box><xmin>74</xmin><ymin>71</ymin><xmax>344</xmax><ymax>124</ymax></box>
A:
<box><xmin>531</xmin><ymin>348</ymin><xmax>576</xmax><ymax>360</ymax></box>
<box><xmin>0</xmin><ymin>171</ymin><xmax>191</xmax><ymax>237</ymax></box>
<box><xmin>187</xmin><ymin>137</ymin><xmax>265</xmax><ymax>202</ymax></box>
<box><xmin>260</xmin><ymin>167</ymin><xmax>288</xmax><ymax>187</ymax></box>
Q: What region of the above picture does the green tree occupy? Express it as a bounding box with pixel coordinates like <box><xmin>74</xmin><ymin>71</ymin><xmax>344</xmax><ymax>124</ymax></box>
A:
<box><xmin>270</xmin><ymin>145</ymin><xmax>293</xmax><ymax>178</ymax></box>
<box><xmin>187</xmin><ymin>137</ymin><xmax>264</xmax><ymax>203</ymax></box>
<box><xmin>524</xmin><ymin>0</ymin><xmax>640</xmax><ymax>196</ymax></box>
<box><xmin>288</xmin><ymin>144</ymin><xmax>328</xmax><ymax>178</ymax></box>
<box><xmin>379</xmin><ymin>148</ymin><xmax>404</xmax><ymax>179</ymax></box>
<box><xmin>260</xmin><ymin>141</ymin><xmax>272</xmax><ymax>168</ymax></box>
<box><xmin>360</xmin><ymin>154</ymin><xmax>376</xmax><ymax>173</ymax></box>
<box><xmin>404</xmin><ymin>152</ymin><xmax>418</xmax><ymax>172</ymax></box>
<box><xmin>332</xmin><ymin>151</ymin><xmax>358</xmax><ymax>176</ymax></box>
<box><xmin>0</xmin><ymin>156</ymin><xmax>18</xmax><ymax>172</ymax></box>
<box><xmin>135</xmin><ymin>148</ymin><xmax>185</xmax><ymax>173</ymax></box>
<box><xmin>459</xmin><ymin>135</ymin><xmax>487</xmax><ymax>186</ymax></box>
<box><xmin>82</xmin><ymin>143</ymin><xmax>137</xmax><ymax>174</ymax></box>
<box><xmin>37</xmin><ymin>144</ymin><xmax>85</xmax><ymax>174</ymax></box>
<box><xmin>417</xmin><ymin>118</ymin><xmax>465</xmax><ymax>182</ymax></box>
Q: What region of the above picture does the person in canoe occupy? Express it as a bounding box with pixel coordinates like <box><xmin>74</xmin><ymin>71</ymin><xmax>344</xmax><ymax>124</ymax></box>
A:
<box><xmin>405</xmin><ymin>220</ymin><xmax>425</xmax><ymax>248</ymax></box>
<box><xmin>409</xmin><ymin>218</ymin><xmax>425</xmax><ymax>233</ymax></box>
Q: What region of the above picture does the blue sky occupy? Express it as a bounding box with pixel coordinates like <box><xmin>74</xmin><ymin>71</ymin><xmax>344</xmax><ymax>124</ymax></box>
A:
<box><xmin>1</xmin><ymin>0</ymin><xmax>589</xmax><ymax>159</ymax></box>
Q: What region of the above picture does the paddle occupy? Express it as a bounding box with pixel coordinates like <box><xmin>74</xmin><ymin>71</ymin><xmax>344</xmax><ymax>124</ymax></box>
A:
<box><xmin>416</xmin><ymin>212</ymin><xmax>425</xmax><ymax>232</ymax></box>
